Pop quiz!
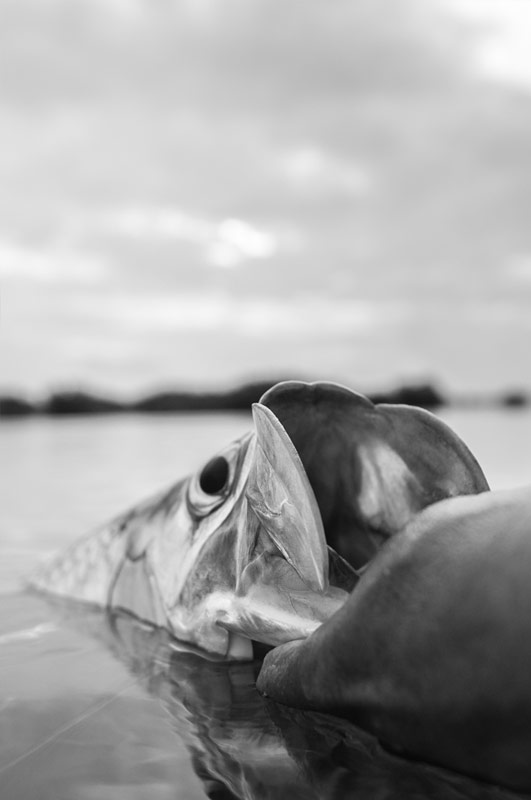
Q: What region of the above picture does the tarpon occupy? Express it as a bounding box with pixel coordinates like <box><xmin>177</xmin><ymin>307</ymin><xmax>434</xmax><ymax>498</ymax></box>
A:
<box><xmin>31</xmin><ymin>380</ymin><xmax>488</xmax><ymax>660</ymax></box>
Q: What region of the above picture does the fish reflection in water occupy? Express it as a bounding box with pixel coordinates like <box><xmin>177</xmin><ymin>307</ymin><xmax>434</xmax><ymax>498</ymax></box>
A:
<box><xmin>70</xmin><ymin>605</ymin><xmax>522</xmax><ymax>800</ymax></box>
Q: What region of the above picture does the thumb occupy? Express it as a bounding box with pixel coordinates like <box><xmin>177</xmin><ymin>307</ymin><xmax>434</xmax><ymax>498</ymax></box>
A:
<box><xmin>256</xmin><ymin>638</ymin><xmax>310</xmax><ymax>707</ymax></box>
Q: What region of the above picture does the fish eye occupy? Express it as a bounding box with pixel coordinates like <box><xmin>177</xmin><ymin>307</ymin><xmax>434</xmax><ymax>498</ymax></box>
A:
<box><xmin>187</xmin><ymin>435</ymin><xmax>252</xmax><ymax>517</ymax></box>
<box><xmin>199</xmin><ymin>455</ymin><xmax>229</xmax><ymax>495</ymax></box>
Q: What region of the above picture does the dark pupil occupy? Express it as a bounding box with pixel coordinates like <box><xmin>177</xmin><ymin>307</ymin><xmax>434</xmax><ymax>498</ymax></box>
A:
<box><xmin>199</xmin><ymin>456</ymin><xmax>229</xmax><ymax>495</ymax></box>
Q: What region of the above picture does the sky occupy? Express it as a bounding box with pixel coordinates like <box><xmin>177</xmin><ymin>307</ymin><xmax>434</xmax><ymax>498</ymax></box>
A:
<box><xmin>1</xmin><ymin>0</ymin><xmax>531</xmax><ymax>398</ymax></box>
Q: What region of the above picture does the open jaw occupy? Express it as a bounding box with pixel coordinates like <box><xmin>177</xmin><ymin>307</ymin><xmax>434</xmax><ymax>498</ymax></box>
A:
<box><xmin>30</xmin><ymin>381</ymin><xmax>488</xmax><ymax>661</ymax></box>
<box><xmin>164</xmin><ymin>403</ymin><xmax>355</xmax><ymax>660</ymax></box>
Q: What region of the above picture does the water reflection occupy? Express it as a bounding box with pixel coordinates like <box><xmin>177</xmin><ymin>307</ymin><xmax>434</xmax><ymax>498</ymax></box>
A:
<box><xmin>78</xmin><ymin>607</ymin><xmax>525</xmax><ymax>800</ymax></box>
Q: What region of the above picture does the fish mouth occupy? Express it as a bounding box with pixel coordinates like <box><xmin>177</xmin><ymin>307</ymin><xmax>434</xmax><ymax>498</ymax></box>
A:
<box><xmin>210</xmin><ymin>403</ymin><xmax>352</xmax><ymax>655</ymax></box>
<box><xmin>220</xmin><ymin>376</ymin><xmax>489</xmax><ymax>657</ymax></box>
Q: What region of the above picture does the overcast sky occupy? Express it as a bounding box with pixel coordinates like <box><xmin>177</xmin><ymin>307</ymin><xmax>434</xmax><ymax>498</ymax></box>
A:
<box><xmin>2</xmin><ymin>0</ymin><xmax>531</xmax><ymax>397</ymax></box>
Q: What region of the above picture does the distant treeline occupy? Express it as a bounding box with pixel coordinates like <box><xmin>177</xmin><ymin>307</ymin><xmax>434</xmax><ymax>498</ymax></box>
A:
<box><xmin>0</xmin><ymin>381</ymin><xmax>529</xmax><ymax>419</ymax></box>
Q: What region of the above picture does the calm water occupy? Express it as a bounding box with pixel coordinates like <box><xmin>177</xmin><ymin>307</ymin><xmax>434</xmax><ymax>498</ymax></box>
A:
<box><xmin>1</xmin><ymin>410</ymin><xmax>530</xmax><ymax>800</ymax></box>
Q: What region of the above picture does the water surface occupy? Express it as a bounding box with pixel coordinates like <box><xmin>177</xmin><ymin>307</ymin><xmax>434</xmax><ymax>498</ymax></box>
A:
<box><xmin>1</xmin><ymin>410</ymin><xmax>530</xmax><ymax>799</ymax></box>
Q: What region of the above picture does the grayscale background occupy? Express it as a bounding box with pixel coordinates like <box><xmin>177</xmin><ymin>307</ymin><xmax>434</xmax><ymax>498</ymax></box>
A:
<box><xmin>1</xmin><ymin>3</ymin><xmax>531</xmax><ymax>799</ymax></box>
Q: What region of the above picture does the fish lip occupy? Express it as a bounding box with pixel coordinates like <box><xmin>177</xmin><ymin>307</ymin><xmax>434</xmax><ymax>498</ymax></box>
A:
<box><xmin>215</xmin><ymin>583</ymin><xmax>348</xmax><ymax>648</ymax></box>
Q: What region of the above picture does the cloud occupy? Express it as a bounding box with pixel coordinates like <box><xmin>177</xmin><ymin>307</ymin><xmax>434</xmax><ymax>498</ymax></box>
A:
<box><xmin>0</xmin><ymin>237</ymin><xmax>107</xmax><ymax>283</ymax></box>
<box><xmin>71</xmin><ymin>292</ymin><xmax>392</xmax><ymax>339</ymax></box>
<box><xmin>440</xmin><ymin>0</ymin><xmax>531</xmax><ymax>89</ymax></box>
<box><xmin>91</xmin><ymin>207</ymin><xmax>279</xmax><ymax>268</ymax></box>
<box><xmin>504</xmin><ymin>254</ymin><xmax>531</xmax><ymax>283</ymax></box>
<box><xmin>0</xmin><ymin>0</ymin><xmax>466</xmax><ymax>111</ymax></box>
<box><xmin>280</xmin><ymin>146</ymin><xmax>372</xmax><ymax>197</ymax></box>
<box><xmin>211</xmin><ymin>219</ymin><xmax>277</xmax><ymax>264</ymax></box>
<box><xmin>2</xmin><ymin>0</ymin><xmax>531</xmax><ymax>393</ymax></box>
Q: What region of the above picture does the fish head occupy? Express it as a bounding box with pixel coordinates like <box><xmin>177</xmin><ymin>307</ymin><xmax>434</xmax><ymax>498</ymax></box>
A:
<box><xmin>153</xmin><ymin>380</ymin><xmax>487</xmax><ymax>656</ymax></box>
<box><xmin>154</xmin><ymin>404</ymin><xmax>349</xmax><ymax>659</ymax></box>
